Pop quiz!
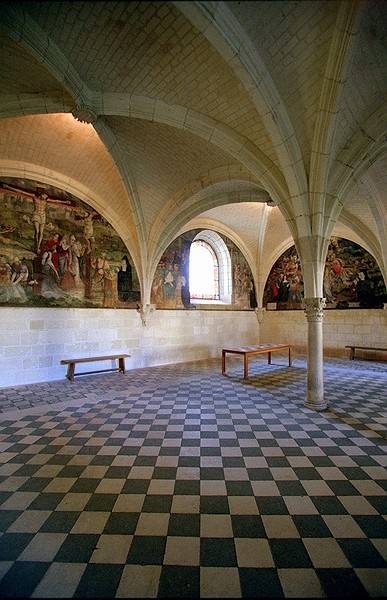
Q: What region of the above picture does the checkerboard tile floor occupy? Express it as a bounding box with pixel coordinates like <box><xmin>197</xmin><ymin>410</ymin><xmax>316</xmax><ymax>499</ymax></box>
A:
<box><xmin>0</xmin><ymin>355</ymin><xmax>386</xmax><ymax>598</ymax></box>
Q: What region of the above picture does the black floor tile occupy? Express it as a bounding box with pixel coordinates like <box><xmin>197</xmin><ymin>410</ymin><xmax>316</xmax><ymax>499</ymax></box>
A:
<box><xmin>0</xmin><ymin>561</ymin><xmax>50</xmax><ymax>598</ymax></box>
<box><xmin>269</xmin><ymin>538</ymin><xmax>313</xmax><ymax>568</ymax></box>
<box><xmin>158</xmin><ymin>565</ymin><xmax>200</xmax><ymax>598</ymax></box>
<box><xmin>239</xmin><ymin>567</ymin><xmax>284</xmax><ymax>598</ymax></box>
<box><xmin>200</xmin><ymin>537</ymin><xmax>237</xmax><ymax>566</ymax></box>
<box><xmin>74</xmin><ymin>563</ymin><xmax>124</xmax><ymax>598</ymax></box>
<box><xmin>126</xmin><ymin>535</ymin><xmax>166</xmax><ymax>565</ymax></box>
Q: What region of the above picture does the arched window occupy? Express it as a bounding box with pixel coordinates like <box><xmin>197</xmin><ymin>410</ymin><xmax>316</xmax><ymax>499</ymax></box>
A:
<box><xmin>189</xmin><ymin>230</ymin><xmax>232</xmax><ymax>304</ymax></box>
<box><xmin>189</xmin><ymin>240</ymin><xmax>219</xmax><ymax>300</ymax></box>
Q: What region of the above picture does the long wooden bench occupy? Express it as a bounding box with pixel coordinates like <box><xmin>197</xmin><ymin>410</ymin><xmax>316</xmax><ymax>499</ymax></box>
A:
<box><xmin>222</xmin><ymin>344</ymin><xmax>293</xmax><ymax>379</ymax></box>
<box><xmin>60</xmin><ymin>354</ymin><xmax>131</xmax><ymax>381</ymax></box>
<box><xmin>345</xmin><ymin>346</ymin><xmax>386</xmax><ymax>361</ymax></box>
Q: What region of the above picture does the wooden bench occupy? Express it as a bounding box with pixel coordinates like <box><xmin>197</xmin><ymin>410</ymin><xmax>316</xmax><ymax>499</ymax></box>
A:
<box><xmin>345</xmin><ymin>346</ymin><xmax>386</xmax><ymax>361</ymax></box>
<box><xmin>60</xmin><ymin>354</ymin><xmax>131</xmax><ymax>381</ymax></box>
<box><xmin>222</xmin><ymin>344</ymin><xmax>293</xmax><ymax>379</ymax></box>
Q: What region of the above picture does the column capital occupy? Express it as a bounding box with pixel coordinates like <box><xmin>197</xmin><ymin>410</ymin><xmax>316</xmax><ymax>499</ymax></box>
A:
<box><xmin>301</xmin><ymin>297</ymin><xmax>326</xmax><ymax>322</ymax></box>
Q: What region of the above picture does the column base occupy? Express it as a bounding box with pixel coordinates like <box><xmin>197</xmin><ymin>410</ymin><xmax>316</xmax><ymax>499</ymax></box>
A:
<box><xmin>304</xmin><ymin>400</ymin><xmax>328</xmax><ymax>411</ymax></box>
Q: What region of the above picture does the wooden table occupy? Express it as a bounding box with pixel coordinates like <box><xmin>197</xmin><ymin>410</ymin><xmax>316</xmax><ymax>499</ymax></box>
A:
<box><xmin>222</xmin><ymin>344</ymin><xmax>293</xmax><ymax>379</ymax></box>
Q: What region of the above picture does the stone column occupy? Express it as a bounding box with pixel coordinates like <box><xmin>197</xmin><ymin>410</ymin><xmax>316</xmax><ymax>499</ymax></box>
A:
<box><xmin>301</xmin><ymin>297</ymin><xmax>327</xmax><ymax>411</ymax></box>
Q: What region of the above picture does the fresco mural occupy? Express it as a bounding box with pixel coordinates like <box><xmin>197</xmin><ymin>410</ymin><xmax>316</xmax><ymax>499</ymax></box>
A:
<box><xmin>3</xmin><ymin>181</ymin><xmax>383</xmax><ymax>313</ymax></box>
<box><xmin>151</xmin><ymin>230</ymin><xmax>257</xmax><ymax>310</ymax></box>
<box><xmin>151</xmin><ymin>236</ymin><xmax>192</xmax><ymax>309</ymax></box>
<box><xmin>0</xmin><ymin>177</ymin><xmax>140</xmax><ymax>308</ymax></box>
<box><xmin>263</xmin><ymin>237</ymin><xmax>387</xmax><ymax>309</ymax></box>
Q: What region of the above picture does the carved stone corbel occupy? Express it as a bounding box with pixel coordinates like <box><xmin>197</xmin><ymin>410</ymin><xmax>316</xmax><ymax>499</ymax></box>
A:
<box><xmin>137</xmin><ymin>303</ymin><xmax>155</xmax><ymax>326</ymax></box>
<box><xmin>71</xmin><ymin>104</ymin><xmax>98</xmax><ymax>124</ymax></box>
<box><xmin>254</xmin><ymin>307</ymin><xmax>266</xmax><ymax>323</ymax></box>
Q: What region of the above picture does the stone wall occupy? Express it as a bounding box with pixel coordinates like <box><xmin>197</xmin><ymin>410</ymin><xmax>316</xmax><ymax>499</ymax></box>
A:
<box><xmin>1</xmin><ymin>307</ymin><xmax>385</xmax><ymax>388</ymax></box>
<box><xmin>0</xmin><ymin>308</ymin><xmax>259</xmax><ymax>388</ymax></box>
<box><xmin>260</xmin><ymin>308</ymin><xmax>387</xmax><ymax>357</ymax></box>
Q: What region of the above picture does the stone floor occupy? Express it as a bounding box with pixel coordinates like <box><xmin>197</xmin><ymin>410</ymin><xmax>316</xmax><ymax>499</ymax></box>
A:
<box><xmin>0</xmin><ymin>353</ymin><xmax>385</xmax><ymax>598</ymax></box>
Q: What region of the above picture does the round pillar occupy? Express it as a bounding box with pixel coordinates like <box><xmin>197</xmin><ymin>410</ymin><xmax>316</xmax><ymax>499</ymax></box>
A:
<box><xmin>301</xmin><ymin>297</ymin><xmax>327</xmax><ymax>411</ymax></box>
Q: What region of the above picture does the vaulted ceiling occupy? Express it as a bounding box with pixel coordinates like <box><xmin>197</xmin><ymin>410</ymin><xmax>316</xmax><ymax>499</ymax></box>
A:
<box><xmin>0</xmin><ymin>0</ymin><xmax>385</xmax><ymax>303</ymax></box>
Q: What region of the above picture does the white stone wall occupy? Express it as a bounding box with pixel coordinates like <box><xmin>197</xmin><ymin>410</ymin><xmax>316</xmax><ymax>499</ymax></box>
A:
<box><xmin>0</xmin><ymin>308</ymin><xmax>259</xmax><ymax>388</ymax></box>
<box><xmin>260</xmin><ymin>308</ymin><xmax>387</xmax><ymax>357</ymax></box>
<box><xmin>1</xmin><ymin>307</ymin><xmax>385</xmax><ymax>388</ymax></box>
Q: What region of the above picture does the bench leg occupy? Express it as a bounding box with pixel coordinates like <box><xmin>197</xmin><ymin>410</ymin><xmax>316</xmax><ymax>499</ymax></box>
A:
<box><xmin>66</xmin><ymin>363</ymin><xmax>75</xmax><ymax>381</ymax></box>
<box><xmin>349</xmin><ymin>348</ymin><xmax>355</xmax><ymax>360</ymax></box>
<box><xmin>288</xmin><ymin>346</ymin><xmax>292</xmax><ymax>367</ymax></box>
<box><xmin>268</xmin><ymin>351</ymin><xmax>272</xmax><ymax>365</ymax></box>
<box><xmin>118</xmin><ymin>357</ymin><xmax>126</xmax><ymax>373</ymax></box>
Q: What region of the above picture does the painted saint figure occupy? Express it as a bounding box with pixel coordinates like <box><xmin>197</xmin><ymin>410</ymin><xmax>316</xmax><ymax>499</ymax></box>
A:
<box><xmin>0</xmin><ymin>181</ymin><xmax>72</xmax><ymax>252</ymax></box>
<box><xmin>117</xmin><ymin>255</ymin><xmax>133</xmax><ymax>302</ymax></box>
<box><xmin>40</xmin><ymin>251</ymin><xmax>70</xmax><ymax>300</ymax></box>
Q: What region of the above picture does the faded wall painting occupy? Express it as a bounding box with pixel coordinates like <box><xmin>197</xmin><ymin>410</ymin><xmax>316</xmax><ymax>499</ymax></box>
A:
<box><xmin>263</xmin><ymin>237</ymin><xmax>386</xmax><ymax>309</ymax></box>
<box><xmin>0</xmin><ymin>178</ymin><xmax>140</xmax><ymax>308</ymax></box>
<box><xmin>151</xmin><ymin>230</ymin><xmax>257</xmax><ymax>309</ymax></box>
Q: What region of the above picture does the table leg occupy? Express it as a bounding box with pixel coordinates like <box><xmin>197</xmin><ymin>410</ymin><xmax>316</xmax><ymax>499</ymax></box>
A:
<box><xmin>222</xmin><ymin>351</ymin><xmax>226</xmax><ymax>375</ymax></box>
<box><xmin>268</xmin><ymin>351</ymin><xmax>272</xmax><ymax>365</ymax></box>
<box><xmin>244</xmin><ymin>354</ymin><xmax>248</xmax><ymax>378</ymax></box>
<box><xmin>288</xmin><ymin>346</ymin><xmax>292</xmax><ymax>367</ymax></box>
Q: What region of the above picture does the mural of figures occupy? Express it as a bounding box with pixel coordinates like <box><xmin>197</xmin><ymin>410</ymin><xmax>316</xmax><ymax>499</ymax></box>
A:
<box><xmin>117</xmin><ymin>255</ymin><xmax>133</xmax><ymax>302</ymax></box>
<box><xmin>1</xmin><ymin>181</ymin><xmax>73</xmax><ymax>253</ymax></box>
<box><xmin>230</xmin><ymin>248</ymin><xmax>252</xmax><ymax>309</ymax></box>
<box><xmin>0</xmin><ymin>177</ymin><xmax>140</xmax><ymax>308</ymax></box>
<box><xmin>0</xmin><ymin>255</ymin><xmax>30</xmax><ymax>304</ymax></box>
<box><xmin>263</xmin><ymin>237</ymin><xmax>387</xmax><ymax>309</ymax></box>
<box><xmin>150</xmin><ymin>230</ymin><xmax>255</xmax><ymax>310</ymax></box>
<box><xmin>40</xmin><ymin>250</ymin><xmax>71</xmax><ymax>301</ymax></box>
<box><xmin>151</xmin><ymin>235</ymin><xmax>193</xmax><ymax>309</ymax></box>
